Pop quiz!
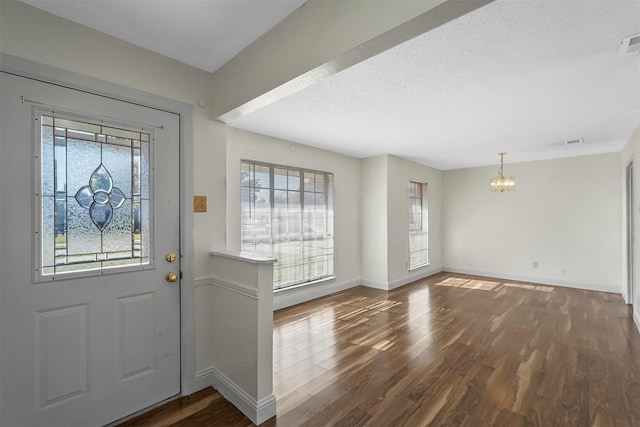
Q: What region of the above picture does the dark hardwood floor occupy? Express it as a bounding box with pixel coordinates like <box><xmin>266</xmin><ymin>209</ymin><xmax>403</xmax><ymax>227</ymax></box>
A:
<box><xmin>120</xmin><ymin>272</ymin><xmax>640</xmax><ymax>426</ymax></box>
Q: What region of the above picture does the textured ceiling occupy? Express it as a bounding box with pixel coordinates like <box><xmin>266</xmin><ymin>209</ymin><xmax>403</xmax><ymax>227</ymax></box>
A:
<box><xmin>228</xmin><ymin>0</ymin><xmax>640</xmax><ymax>170</ymax></box>
<box><xmin>17</xmin><ymin>0</ymin><xmax>640</xmax><ymax>170</ymax></box>
<box><xmin>18</xmin><ymin>0</ymin><xmax>308</xmax><ymax>73</ymax></box>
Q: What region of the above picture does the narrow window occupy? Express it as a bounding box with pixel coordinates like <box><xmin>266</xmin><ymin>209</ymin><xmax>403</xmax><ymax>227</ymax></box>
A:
<box><xmin>409</xmin><ymin>181</ymin><xmax>428</xmax><ymax>269</ymax></box>
<box><xmin>241</xmin><ymin>160</ymin><xmax>334</xmax><ymax>290</ymax></box>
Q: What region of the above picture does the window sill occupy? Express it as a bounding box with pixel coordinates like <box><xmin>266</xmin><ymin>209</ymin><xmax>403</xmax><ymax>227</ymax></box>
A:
<box><xmin>274</xmin><ymin>275</ymin><xmax>337</xmax><ymax>293</ymax></box>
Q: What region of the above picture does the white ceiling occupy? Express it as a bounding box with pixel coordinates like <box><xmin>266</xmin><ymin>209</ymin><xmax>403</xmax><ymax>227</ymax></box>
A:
<box><xmin>19</xmin><ymin>0</ymin><xmax>640</xmax><ymax>170</ymax></box>
<box><xmin>19</xmin><ymin>0</ymin><xmax>308</xmax><ymax>73</ymax></box>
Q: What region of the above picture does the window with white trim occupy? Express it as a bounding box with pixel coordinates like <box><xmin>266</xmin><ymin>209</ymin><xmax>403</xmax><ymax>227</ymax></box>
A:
<box><xmin>409</xmin><ymin>181</ymin><xmax>428</xmax><ymax>269</ymax></box>
<box><xmin>241</xmin><ymin>160</ymin><xmax>334</xmax><ymax>290</ymax></box>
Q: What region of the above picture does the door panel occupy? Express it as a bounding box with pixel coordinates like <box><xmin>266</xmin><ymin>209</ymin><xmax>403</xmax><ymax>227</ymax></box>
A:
<box><xmin>38</xmin><ymin>304</ymin><xmax>89</xmax><ymax>408</ymax></box>
<box><xmin>0</xmin><ymin>72</ymin><xmax>181</xmax><ymax>427</ymax></box>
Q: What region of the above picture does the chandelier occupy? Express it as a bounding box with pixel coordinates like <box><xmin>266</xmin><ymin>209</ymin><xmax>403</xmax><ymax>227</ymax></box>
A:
<box><xmin>490</xmin><ymin>152</ymin><xmax>515</xmax><ymax>192</ymax></box>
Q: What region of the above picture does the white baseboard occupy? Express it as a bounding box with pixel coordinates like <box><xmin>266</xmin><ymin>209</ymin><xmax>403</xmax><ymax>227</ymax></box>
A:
<box><xmin>193</xmin><ymin>367</ymin><xmax>215</xmax><ymax>393</ymax></box>
<box><xmin>273</xmin><ymin>278</ymin><xmax>360</xmax><ymax>310</ymax></box>
<box><xmin>634</xmin><ymin>308</ymin><xmax>640</xmax><ymax>334</ymax></box>
<box><xmin>388</xmin><ymin>266</ymin><xmax>443</xmax><ymax>290</ymax></box>
<box><xmin>442</xmin><ymin>267</ymin><xmax>619</xmax><ymax>294</ymax></box>
<box><xmin>211</xmin><ymin>368</ymin><xmax>276</xmax><ymax>425</ymax></box>
<box><xmin>362</xmin><ymin>266</ymin><xmax>443</xmax><ymax>291</ymax></box>
<box><xmin>360</xmin><ymin>278</ymin><xmax>389</xmax><ymax>290</ymax></box>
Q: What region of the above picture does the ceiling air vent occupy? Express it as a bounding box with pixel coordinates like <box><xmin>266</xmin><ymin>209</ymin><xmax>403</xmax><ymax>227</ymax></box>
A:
<box><xmin>565</xmin><ymin>138</ymin><xmax>583</xmax><ymax>146</ymax></box>
<box><xmin>620</xmin><ymin>34</ymin><xmax>640</xmax><ymax>57</ymax></box>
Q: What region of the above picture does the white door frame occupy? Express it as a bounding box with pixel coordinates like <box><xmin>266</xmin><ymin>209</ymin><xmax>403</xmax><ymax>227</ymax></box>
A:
<box><xmin>0</xmin><ymin>53</ymin><xmax>197</xmax><ymax>397</ymax></box>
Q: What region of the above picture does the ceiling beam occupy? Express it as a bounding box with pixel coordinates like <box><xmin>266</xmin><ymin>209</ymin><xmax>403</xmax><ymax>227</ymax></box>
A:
<box><xmin>212</xmin><ymin>0</ymin><xmax>494</xmax><ymax>122</ymax></box>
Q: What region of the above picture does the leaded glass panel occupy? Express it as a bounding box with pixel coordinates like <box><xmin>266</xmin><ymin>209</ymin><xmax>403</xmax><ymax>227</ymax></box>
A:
<box><xmin>38</xmin><ymin>114</ymin><xmax>152</xmax><ymax>278</ymax></box>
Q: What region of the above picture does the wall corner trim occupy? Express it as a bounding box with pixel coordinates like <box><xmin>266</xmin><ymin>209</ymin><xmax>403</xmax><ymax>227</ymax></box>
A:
<box><xmin>193</xmin><ymin>367</ymin><xmax>215</xmax><ymax>393</ymax></box>
<box><xmin>211</xmin><ymin>368</ymin><xmax>276</xmax><ymax>425</ymax></box>
<box><xmin>634</xmin><ymin>308</ymin><xmax>640</xmax><ymax>334</ymax></box>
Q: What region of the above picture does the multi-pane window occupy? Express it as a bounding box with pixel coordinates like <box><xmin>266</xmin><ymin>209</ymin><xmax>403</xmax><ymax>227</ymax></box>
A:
<box><xmin>241</xmin><ymin>160</ymin><xmax>334</xmax><ymax>290</ymax></box>
<box><xmin>38</xmin><ymin>113</ymin><xmax>151</xmax><ymax>279</ymax></box>
<box><xmin>409</xmin><ymin>181</ymin><xmax>428</xmax><ymax>269</ymax></box>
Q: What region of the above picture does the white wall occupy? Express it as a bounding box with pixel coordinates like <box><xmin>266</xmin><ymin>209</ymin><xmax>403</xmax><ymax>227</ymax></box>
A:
<box><xmin>443</xmin><ymin>153</ymin><xmax>622</xmax><ymax>293</ymax></box>
<box><xmin>225</xmin><ymin>127</ymin><xmax>362</xmax><ymax>309</ymax></box>
<box><xmin>621</xmin><ymin>122</ymin><xmax>640</xmax><ymax>330</ymax></box>
<box><xmin>360</xmin><ymin>155</ymin><xmax>389</xmax><ymax>286</ymax></box>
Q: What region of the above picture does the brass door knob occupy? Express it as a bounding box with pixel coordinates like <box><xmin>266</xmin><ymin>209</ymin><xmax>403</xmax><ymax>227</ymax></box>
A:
<box><xmin>166</xmin><ymin>272</ymin><xmax>178</xmax><ymax>283</ymax></box>
<box><xmin>166</xmin><ymin>252</ymin><xmax>177</xmax><ymax>263</ymax></box>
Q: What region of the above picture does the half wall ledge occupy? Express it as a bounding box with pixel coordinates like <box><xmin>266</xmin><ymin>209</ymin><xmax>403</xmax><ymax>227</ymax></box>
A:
<box><xmin>209</xmin><ymin>251</ymin><xmax>277</xmax><ymax>425</ymax></box>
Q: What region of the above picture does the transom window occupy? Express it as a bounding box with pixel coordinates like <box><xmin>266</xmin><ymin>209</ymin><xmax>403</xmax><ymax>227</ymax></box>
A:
<box><xmin>409</xmin><ymin>181</ymin><xmax>428</xmax><ymax>269</ymax></box>
<box><xmin>37</xmin><ymin>113</ymin><xmax>152</xmax><ymax>279</ymax></box>
<box><xmin>241</xmin><ymin>160</ymin><xmax>334</xmax><ymax>290</ymax></box>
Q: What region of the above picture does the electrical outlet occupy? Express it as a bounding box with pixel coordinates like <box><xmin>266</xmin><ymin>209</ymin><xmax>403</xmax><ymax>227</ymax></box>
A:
<box><xmin>533</xmin><ymin>261</ymin><xmax>539</xmax><ymax>268</ymax></box>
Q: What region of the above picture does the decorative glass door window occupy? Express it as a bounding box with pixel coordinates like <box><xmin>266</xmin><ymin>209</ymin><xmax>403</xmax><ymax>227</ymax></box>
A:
<box><xmin>37</xmin><ymin>113</ymin><xmax>152</xmax><ymax>279</ymax></box>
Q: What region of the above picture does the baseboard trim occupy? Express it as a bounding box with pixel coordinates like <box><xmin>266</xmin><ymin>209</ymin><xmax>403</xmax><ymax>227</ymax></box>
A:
<box><xmin>388</xmin><ymin>266</ymin><xmax>443</xmax><ymax>290</ymax></box>
<box><xmin>193</xmin><ymin>367</ymin><xmax>215</xmax><ymax>393</ymax></box>
<box><xmin>360</xmin><ymin>278</ymin><xmax>388</xmax><ymax>290</ymax></box>
<box><xmin>362</xmin><ymin>267</ymin><xmax>443</xmax><ymax>291</ymax></box>
<box><xmin>273</xmin><ymin>278</ymin><xmax>360</xmax><ymax>310</ymax></box>
<box><xmin>211</xmin><ymin>368</ymin><xmax>276</xmax><ymax>425</ymax></box>
<box><xmin>442</xmin><ymin>267</ymin><xmax>619</xmax><ymax>294</ymax></box>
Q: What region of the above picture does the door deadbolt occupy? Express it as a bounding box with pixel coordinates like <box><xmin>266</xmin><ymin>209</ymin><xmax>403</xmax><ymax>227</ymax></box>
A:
<box><xmin>166</xmin><ymin>252</ymin><xmax>177</xmax><ymax>263</ymax></box>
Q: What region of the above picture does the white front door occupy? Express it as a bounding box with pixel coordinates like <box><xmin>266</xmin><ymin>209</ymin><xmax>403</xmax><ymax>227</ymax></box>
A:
<box><xmin>0</xmin><ymin>72</ymin><xmax>181</xmax><ymax>426</ymax></box>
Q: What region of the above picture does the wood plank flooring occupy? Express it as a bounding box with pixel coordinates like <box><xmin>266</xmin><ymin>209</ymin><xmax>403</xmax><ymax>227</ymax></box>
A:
<box><xmin>120</xmin><ymin>272</ymin><xmax>640</xmax><ymax>426</ymax></box>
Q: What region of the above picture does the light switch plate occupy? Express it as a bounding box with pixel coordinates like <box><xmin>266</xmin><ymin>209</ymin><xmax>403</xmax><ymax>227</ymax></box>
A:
<box><xmin>194</xmin><ymin>195</ymin><xmax>207</xmax><ymax>212</ymax></box>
